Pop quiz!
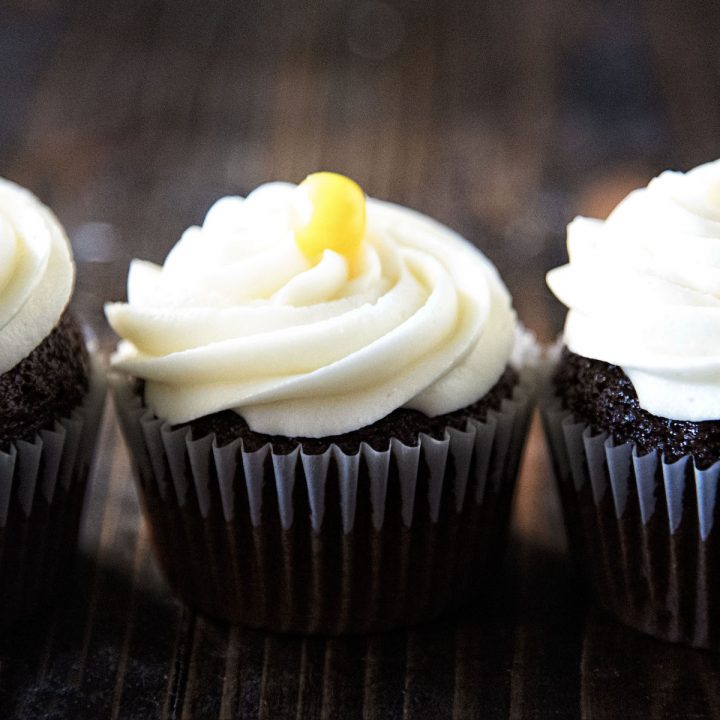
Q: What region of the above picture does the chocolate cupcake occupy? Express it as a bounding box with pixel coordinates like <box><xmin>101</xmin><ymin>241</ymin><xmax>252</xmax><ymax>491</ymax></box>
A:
<box><xmin>545</xmin><ymin>159</ymin><xmax>720</xmax><ymax>650</ymax></box>
<box><xmin>0</xmin><ymin>178</ymin><xmax>104</xmax><ymax>631</ymax></box>
<box><xmin>107</xmin><ymin>172</ymin><xmax>535</xmax><ymax>634</ymax></box>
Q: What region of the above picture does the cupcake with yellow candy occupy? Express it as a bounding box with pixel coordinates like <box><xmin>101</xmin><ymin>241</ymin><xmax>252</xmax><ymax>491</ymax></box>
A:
<box><xmin>106</xmin><ymin>172</ymin><xmax>536</xmax><ymax>633</ymax></box>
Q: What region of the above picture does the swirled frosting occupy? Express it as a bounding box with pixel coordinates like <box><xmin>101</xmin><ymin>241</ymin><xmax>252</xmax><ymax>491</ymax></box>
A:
<box><xmin>0</xmin><ymin>178</ymin><xmax>74</xmax><ymax>375</ymax></box>
<box><xmin>106</xmin><ymin>182</ymin><xmax>517</xmax><ymax>436</ymax></box>
<box><xmin>547</xmin><ymin>158</ymin><xmax>720</xmax><ymax>421</ymax></box>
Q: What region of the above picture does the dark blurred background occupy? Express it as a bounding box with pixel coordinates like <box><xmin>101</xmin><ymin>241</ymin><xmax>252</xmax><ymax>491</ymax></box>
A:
<box><xmin>3</xmin><ymin>0</ymin><xmax>719</xmax><ymax>347</ymax></box>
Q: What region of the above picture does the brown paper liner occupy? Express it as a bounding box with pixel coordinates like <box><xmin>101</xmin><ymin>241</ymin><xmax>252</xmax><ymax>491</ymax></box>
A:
<box><xmin>113</xmin><ymin>375</ymin><xmax>533</xmax><ymax>634</ymax></box>
<box><xmin>543</xmin><ymin>401</ymin><xmax>720</xmax><ymax>651</ymax></box>
<box><xmin>0</xmin><ymin>362</ymin><xmax>105</xmax><ymax>633</ymax></box>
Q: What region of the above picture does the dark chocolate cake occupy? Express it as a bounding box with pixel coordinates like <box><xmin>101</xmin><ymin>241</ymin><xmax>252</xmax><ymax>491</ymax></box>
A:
<box><xmin>178</xmin><ymin>366</ymin><xmax>518</xmax><ymax>452</ymax></box>
<box><xmin>0</xmin><ymin>311</ymin><xmax>90</xmax><ymax>449</ymax></box>
<box><xmin>116</xmin><ymin>363</ymin><xmax>530</xmax><ymax>634</ymax></box>
<box><xmin>555</xmin><ymin>348</ymin><xmax>720</xmax><ymax>468</ymax></box>
<box><xmin>0</xmin><ymin>311</ymin><xmax>97</xmax><ymax>636</ymax></box>
<box><xmin>547</xmin><ymin>347</ymin><xmax>720</xmax><ymax>651</ymax></box>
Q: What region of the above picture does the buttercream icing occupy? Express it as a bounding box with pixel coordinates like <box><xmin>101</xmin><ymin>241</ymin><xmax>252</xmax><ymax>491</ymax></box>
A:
<box><xmin>106</xmin><ymin>181</ymin><xmax>517</xmax><ymax>436</ymax></box>
<box><xmin>547</xmin><ymin>158</ymin><xmax>720</xmax><ymax>421</ymax></box>
<box><xmin>0</xmin><ymin>178</ymin><xmax>74</xmax><ymax>375</ymax></box>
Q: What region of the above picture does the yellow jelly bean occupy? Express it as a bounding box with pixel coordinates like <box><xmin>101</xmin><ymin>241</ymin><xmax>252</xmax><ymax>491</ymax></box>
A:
<box><xmin>292</xmin><ymin>172</ymin><xmax>366</xmax><ymax>262</ymax></box>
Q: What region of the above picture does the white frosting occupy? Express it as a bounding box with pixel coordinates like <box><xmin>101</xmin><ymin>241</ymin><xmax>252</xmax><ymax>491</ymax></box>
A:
<box><xmin>106</xmin><ymin>182</ymin><xmax>517</xmax><ymax>436</ymax></box>
<box><xmin>0</xmin><ymin>178</ymin><xmax>74</xmax><ymax>374</ymax></box>
<box><xmin>547</xmin><ymin>158</ymin><xmax>720</xmax><ymax>421</ymax></box>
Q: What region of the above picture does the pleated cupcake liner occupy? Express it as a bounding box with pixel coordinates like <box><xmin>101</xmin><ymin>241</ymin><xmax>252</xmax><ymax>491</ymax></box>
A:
<box><xmin>542</xmin><ymin>401</ymin><xmax>720</xmax><ymax>651</ymax></box>
<box><xmin>112</xmin><ymin>374</ymin><xmax>534</xmax><ymax>635</ymax></box>
<box><xmin>0</xmin><ymin>361</ymin><xmax>106</xmax><ymax>632</ymax></box>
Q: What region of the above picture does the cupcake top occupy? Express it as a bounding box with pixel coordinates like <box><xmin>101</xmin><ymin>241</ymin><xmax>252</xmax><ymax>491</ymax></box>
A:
<box><xmin>547</xmin><ymin>158</ymin><xmax>720</xmax><ymax>422</ymax></box>
<box><xmin>106</xmin><ymin>173</ymin><xmax>517</xmax><ymax>437</ymax></box>
<box><xmin>0</xmin><ymin>178</ymin><xmax>75</xmax><ymax>375</ymax></box>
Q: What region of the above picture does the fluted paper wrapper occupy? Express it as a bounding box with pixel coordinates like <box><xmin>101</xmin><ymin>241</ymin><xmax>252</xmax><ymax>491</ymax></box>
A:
<box><xmin>543</xmin><ymin>401</ymin><xmax>720</xmax><ymax>650</ymax></box>
<box><xmin>0</xmin><ymin>363</ymin><xmax>105</xmax><ymax>631</ymax></box>
<box><xmin>113</xmin><ymin>375</ymin><xmax>533</xmax><ymax>634</ymax></box>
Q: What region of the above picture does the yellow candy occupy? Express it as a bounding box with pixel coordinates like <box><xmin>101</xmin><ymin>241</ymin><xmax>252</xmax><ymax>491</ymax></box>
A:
<box><xmin>292</xmin><ymin>172</ymin><xmax>366</xmax><ymax>262</ymax></box>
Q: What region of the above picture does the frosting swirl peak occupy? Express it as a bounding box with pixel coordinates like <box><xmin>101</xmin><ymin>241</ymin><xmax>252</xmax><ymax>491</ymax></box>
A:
<box><xmin>547</xmin><ymin>158</ymin><xmax>720</xmax><ymax>421</ymax></box>
<box><xmin>106</xmin><ymin>181</ymin><xmax>516</xmax><ymax>436</ymax></box>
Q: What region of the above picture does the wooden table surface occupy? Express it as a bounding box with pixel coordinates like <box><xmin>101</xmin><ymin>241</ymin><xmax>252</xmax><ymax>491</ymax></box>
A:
<box><xmin>2</xmin><ymin>1</ymin><xmax>720</xmax><ymax>717</ymax></box>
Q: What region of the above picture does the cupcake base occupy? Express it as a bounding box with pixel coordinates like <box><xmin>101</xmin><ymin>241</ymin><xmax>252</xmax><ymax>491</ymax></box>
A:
<box><xmin>113</xmin><ymin>376</ymin><xmax>533</xmax><ymax>634</ymax></box>
<box><xmin>0</xmin><ymin>361</ymin><xmax>105</xmax><ymax>634</ymax></box>
<box><xmin>543</xmin><ymin>403</ymin><xmax>720</xmax><ymax>651</ymax></box>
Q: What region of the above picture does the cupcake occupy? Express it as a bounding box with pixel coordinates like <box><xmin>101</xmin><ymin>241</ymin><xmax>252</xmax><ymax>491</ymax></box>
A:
<box><xmin>106</xmin><ymin>172</ymin><xmax>534</xmax><ymax>634</ymax></box>
<box><xmin>545</xmin><ymin>159</ymin><xmax>720</xmax><ymax>650</ymax></box>
<box><xmin>0</xmin><ymin>178</ymin><xmax>104</xmax><ymax>631</ymax></box>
